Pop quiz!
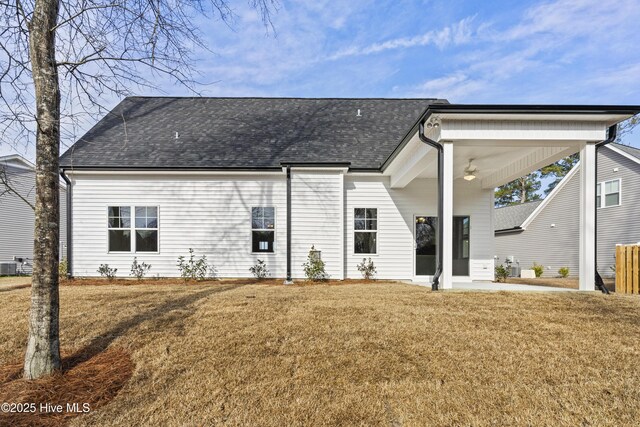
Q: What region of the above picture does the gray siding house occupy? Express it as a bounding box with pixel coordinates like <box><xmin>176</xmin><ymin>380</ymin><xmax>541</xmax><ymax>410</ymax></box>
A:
<box><xmin>494</xmin><ymin>143</ymin><xmax>640</xmax><ymax>278</ymax></box>
<box><xmin>0</xmin><ymin>155</ymin><xmax>67</xmax><ymax>274</ymax></box>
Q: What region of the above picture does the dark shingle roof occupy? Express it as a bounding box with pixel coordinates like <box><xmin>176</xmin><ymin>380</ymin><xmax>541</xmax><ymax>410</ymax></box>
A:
<box><xmin>611</xmin><ymin>142</ymin><xmax>640</xmax><ymax>159</ymax></box>
<box><xmin>494</xmin><ymin>200</ymin><xmax>543</xmax><ymax>232</ymax></box>
<box><xmin>60</xmin><ymin>97</ymin><xmax>448</xmax><ymax>170</ymax></box>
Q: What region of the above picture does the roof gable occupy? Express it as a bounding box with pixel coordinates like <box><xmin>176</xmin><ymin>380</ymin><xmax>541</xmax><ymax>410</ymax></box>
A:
<box><xmin>606</xmin><ymin>143</ymin><xmax>640</xmax><ymax>165</ymax></box>
<box><xmin>0</xmin><ymin>155</ymin><xmax>35</xmax><ymax>170</ymax></box>
<box><xmin>494</xmin><ymin>200</ymin><xmax>543</xmax><ymax>232</ymax></box>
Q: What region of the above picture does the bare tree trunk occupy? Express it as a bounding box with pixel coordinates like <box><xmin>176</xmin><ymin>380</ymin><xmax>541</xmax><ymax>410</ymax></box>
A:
<box><xmin>519</xmin><ymin>177</ymin><xmax>526</xmax><ymax>203</ymax></box>
<box><xmin>24</xmin><ymin>0</ymin><xmax>62</xmax><ymax>380</ymax></box>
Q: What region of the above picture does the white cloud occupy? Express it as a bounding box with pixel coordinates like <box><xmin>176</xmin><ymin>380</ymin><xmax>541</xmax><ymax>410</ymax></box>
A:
<box><xmin>328</xmin><ymin>16</ymin><xmax>476</xmax><ymax>60</ymax></box>
<box><xmin>396</xmin><ymin>0</ymin><xmax>640</xmax><ymax>103</ymax></box>
<box><xmin>401</xmin><ymin>73</ymin><xmax>487</xmax><ymax>101</ymax></box>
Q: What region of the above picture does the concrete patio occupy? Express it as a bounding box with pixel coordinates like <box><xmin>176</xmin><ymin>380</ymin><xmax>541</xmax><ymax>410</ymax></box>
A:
<box><xmin>409</xmin><ymin>280</ymin><xmax>577</xmax><ymax>292</ymax></box>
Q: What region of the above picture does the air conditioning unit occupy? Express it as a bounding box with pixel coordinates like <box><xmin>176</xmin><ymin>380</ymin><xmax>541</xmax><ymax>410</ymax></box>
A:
<box><xmin>509</xmin><ymin>265</ymin><xmax>521</xmax><ymax>278</ymax></box>
<box><xmin>0</xmin><ymin>263</ymin><xmax>17</xmax><ymax>275</ymax></box>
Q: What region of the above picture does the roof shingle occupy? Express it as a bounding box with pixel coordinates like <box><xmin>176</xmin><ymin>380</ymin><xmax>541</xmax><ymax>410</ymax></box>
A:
<box><xmin>494</xmin><ymin>200</ymin><xmax>543</xmax><ymax>232</ymax></box>
<box><xmin>60</xmin><ymin>97</ymin><xmax>447</xmax><ymax>169</ymax></box>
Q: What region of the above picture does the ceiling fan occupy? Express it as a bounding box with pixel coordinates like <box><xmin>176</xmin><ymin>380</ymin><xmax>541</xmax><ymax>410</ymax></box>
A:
<box><xmin>464</xmin><ymin>159</ymin><xmax>478</xmax><ymax>181</ymax></box>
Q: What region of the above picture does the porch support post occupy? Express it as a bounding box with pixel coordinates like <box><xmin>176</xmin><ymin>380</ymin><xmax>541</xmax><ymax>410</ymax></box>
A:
<box><xmin>441</xmin><ymin>141</ymin><xmax>454</xmax><ymax>289</ymax></box>
<box><xmin>579</xmin><ymin>142</ymin><xmax>596</xmax><ymax>291</ymax></box>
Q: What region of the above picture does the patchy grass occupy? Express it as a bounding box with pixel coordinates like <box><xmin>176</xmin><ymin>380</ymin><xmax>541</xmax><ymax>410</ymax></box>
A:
<box><xmin>1</xmin><ymin>282</ymin><xmax>639</xmax><ymax>426</ymax></box>
<box><xmin>0</xmin><ymin>276</ymin><xmax>31</xmax><ymax>291</ymax></box>
<box><xmin>506</xmin><ymin>277</ymin><xmax>616</xmax><ymax>291</ymax></box>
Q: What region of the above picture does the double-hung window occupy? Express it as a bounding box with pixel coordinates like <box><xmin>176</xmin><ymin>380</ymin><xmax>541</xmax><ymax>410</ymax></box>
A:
<box><xmin>354</xmin><ymin>208</ymin><xmax>377</xmax><ymax>254</ymax></box>
<box><xmin>135</xmin><ymin>207</ymin><xmax>158</xmax><ymax>252</ymax></box>
<box><xmin>108</xmin><ymin>207</ymin><xmax>131</xmax><ymax>252</ymax></box>
<box><xmin>252</xmin><ymin>207</ymin><xmax>275</xmax><ymax>253</ymax></box>
<box><xmin>596</xmin><ymin>179</ymin><xmax>620</xmax><ymax>208</ymax></box>
<box><xmin>108</xmin><ymin>206</ymin><xmax>158</xmax><ymax>252</ymax></box>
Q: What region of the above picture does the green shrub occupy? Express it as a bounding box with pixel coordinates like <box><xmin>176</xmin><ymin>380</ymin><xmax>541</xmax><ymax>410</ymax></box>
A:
<box><xmin>97</xmin><ymin>264</ymin><xmax>117</xmax><ymax>281</ymax></box>
<box><xmin>130</xmin><ymin>257</ymin><xmax>151</xmax><ymax>280</ymax></box>
<box><xmin>558</xmin><ymin>266</ymin><xmax>570</xmax><ymax>278</ymax></box>
<box><xmin>531</xmin><ymin>262</ymin><xmax>544</xmax><ymax>278</ymax></box>
<box><xmin>495</xmin><ymin>264</ymin><xmax>509</xmax><ymax>283</ymax></box>
<box><xmin>249</xmin><ymin>259</ymin><xmax>270</xmax><ymax>279</ymax></box>
<box><xmin>302</xmin><ymin>246</ymin><xmax>329</xmax><ymax>281</ymax></box>
<box><xmin>59</xmin><ymin>257</ymin><xmax>68</xmax><ymax>278</ymax></box>
<box><xmin>177</xmin><ymin>248</ymin><xmax>209</xmax><ymax>281</ymax></box>
<box><xmin>357</xmin><ymin>258</ymin><xmax>377</xmax><ymax>280</ymax></box>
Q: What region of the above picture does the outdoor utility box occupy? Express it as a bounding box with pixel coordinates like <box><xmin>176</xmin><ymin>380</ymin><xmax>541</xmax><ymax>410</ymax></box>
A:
<box><xmin>520</xmin><ymin>269</ymin><xmax>536</xmax><ymax>279</ymax></box>
<box><xmin>0</xmin><ymin>262</ymin><xmax>17</xmax><ymax>275</ymax></box>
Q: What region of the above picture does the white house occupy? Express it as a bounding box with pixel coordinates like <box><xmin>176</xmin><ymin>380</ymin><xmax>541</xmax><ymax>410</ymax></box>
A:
<box><xmin>0</xmin><ymin>154</ymin><xmax>67</xmax><ymax>274</ymax></box>
<box><xmin>59</xmin><ymin>97</ymin><xmax>639</xmax><ymax>290</ymax></box>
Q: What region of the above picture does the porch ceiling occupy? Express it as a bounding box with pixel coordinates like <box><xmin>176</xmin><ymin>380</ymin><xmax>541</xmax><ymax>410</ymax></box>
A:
<box><xmin>417</xmin><ymin>144</ymin><xmax>577</xmax><ymax>187</ymax></box>
<box><xmin>383</xmin><ymin>111</ymin><xmax>631</xmax><ymax>189</ymax></box>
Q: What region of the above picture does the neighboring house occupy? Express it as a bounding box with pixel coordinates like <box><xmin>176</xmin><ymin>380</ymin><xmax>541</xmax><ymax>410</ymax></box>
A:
<box><xmin>494</xmin><ymin>143</ymin><xmax>640</xmax><ymax>278</ymax></box>
<box><xmin>59</xmin><ymin>97</ymin><xmax>639</xmax><ymax>290</ymax></box>
<box><xmin>0</xmin><ymin>155</ymin><xmax>67</xmax><ymax>274</ymax></box>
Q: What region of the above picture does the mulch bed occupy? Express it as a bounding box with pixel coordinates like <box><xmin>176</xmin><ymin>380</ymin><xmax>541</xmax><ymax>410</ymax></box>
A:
<box><xmin>59</xmin><ymin>277</ymin><xmax>393</xmax><ymax>287</ymax></box>
<box><xmin>0</xmin><ymin>347</ymin><xmax>134</xmax><ymax>427</ymax></box>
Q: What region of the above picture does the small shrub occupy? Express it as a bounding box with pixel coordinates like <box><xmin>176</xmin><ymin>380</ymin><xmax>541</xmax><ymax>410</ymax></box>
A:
<box><xmin>558</xmin><ymin>266</ymin><xmax>570</xmax><ymax>278</ymax></box>
<box><xmin>249</xmin><ymin>259</ymin><xmax>270</xmax><ymax>279</ymax></box>
<box><xmin>130</xmin><ymin>257</ymin><xmax>151</xmax><ymax>280</ymax></box>
<box><xmin>177</xmin><ymin>248</ymin><xmax>209</xmax><ymax>281</ymax></box>
<box><xmin>531</xmin><ymin>262</ymin><xmax>544</xmax><ymax>278</ymax></box>
<box><xmin>97</xmin><ymin>264</ymin><xmax>117</xmax><ymax>281</ymax></box>
<box><xmin>495</xmin><ymin>264</ymin><xmax>509</xmax><ymax>283</ymax></box>
<box><xmin>59</xmin><ymin>257</ymin><xmax>68</xmax><ymax>278</ymax></box>
<box><xmin>357</xmin><ymin>257</ymin><xmax>377</xmax><ymax>280</ymax></box>
<box><xmin>302</xmin><ymin>245</ymin><xmax>329</xmax><ymax>281</ymax></box>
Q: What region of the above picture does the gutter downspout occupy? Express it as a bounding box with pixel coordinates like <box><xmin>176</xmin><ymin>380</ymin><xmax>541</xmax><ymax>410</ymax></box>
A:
<box><xmin>593</xmin><ymin>124</ymin><xmax>617</xmax><ymax>294</ymax></box>
<box><xmin>285</xmin><ymin>165</ymin><xmax>293</xmax><ymax>284</ymax></box>
<box><xmin>418</xmin><ymin>121</ymin><xmax>443</xmax><ymax>291</ymax></box>
<box><xmin>60</xmin><ymin>169</ymin><xmax>72</xmax><ymax>279</ymax></box>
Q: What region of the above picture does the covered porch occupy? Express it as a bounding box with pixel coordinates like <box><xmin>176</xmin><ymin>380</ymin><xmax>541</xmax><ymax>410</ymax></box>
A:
<box><xmin>409</xmin><ymin>280</ymin><xmax>578</xmax><ymax>292</ymax></box>
<box><xmin>383</xmin><ymin>105</ymin><xmax>637</xmax><ymax>291</ymax></box>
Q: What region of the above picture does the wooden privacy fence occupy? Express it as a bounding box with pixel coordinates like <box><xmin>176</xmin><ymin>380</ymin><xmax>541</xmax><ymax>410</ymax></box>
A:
<box><xmin>616</xmin><ymin>244</ymin><xmax>640</xmax><ymax>294</ymax></box>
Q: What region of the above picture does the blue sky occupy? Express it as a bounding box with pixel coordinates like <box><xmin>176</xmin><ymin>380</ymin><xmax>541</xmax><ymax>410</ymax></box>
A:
<box><xmin>2</xmin><ymin>0</ymin><xmax>640</xmax><ymax>159</ymax></box>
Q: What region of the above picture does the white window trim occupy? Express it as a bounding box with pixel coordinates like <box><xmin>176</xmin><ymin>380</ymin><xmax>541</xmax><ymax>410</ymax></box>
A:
<box><xmin>107</xmin><ymin>205</ymin><xmax>160</xmax><ymax>254</ymax></box>
<box><xmin>353</xmin><ymin>208</ymin><xmax>378</xmax><ymax>255</ymax></box>
<box><xmin>134</xmin><ymin>206</ymin><xmax>160</xmax><ymax>254</ymax></box>
<box><xmin>597</xmin><ymin>178</ymin><xmax>621</xmax><ymax>209</ymax></box>
<box><xmin>251</xmin><ymin>206</ymin><xmax>276</xmax><ymax>254</ymax></box>
<box><xmin>107</xmin><ymin>206</ymin><xmax>132</xmax><ymax>253</ymax></box>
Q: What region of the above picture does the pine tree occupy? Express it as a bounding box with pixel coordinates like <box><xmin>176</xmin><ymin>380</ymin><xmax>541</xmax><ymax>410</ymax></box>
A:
<box><xmin>495</xmin><ymin>172</ymin><xmax>542</xmax><ymax>207</ymax></box>
<box><xmin>539</xmin><ymin>154</ymin><xmax>579</xmax><ymax>195</ymax></box>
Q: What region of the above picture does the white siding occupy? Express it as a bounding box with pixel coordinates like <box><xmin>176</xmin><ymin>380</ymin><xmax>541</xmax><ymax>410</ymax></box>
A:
<box><xmin>290</xmin><ymin>170</ymin><xmax>344</xmax><ymax>279</ymax></box>
<box><xmin>441</xmin><ymin>119</ymin><xmax>607</xmax><ymax>141</ymax></box>
<box><xmin>344</xmin><ymin>176</ymin><xmax>494</xmax><ymax>280</ymax></box>
<box><xmin>70</xmin><ymin>173</ymin><xmax>287</xmax><ymax>278</ymax></box>
<box><xmin>0</xmin><ymin>163</ymin><xmax>67</xmax><ymax>273</ymax></box>
<box><xmin>70</xmin><ymin>171</ymin><xmax>495</xmax><ymax>280</ymax></box>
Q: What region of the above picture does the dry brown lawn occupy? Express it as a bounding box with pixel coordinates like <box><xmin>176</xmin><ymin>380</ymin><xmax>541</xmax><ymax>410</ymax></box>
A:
<box><xmin>0</xmin><ymin>276</ymin><xmax>31</xmax><ymax>290</ymax></box>
<box><xmin>506</xmin><ymin>277</ymin><xmax>616</xmax><ymax>291</ymax></box>
<box><xmin>1</xmin><ymin>282</ymin><xmax>640</xmax><ymax>426</ymax></box>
